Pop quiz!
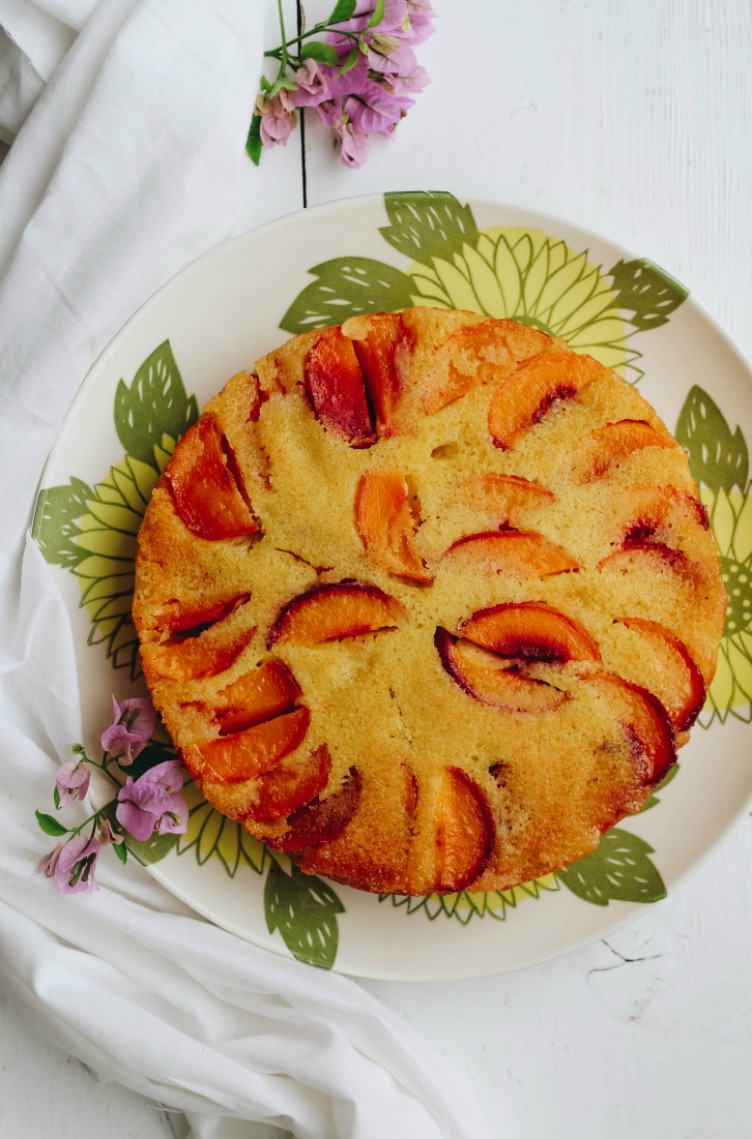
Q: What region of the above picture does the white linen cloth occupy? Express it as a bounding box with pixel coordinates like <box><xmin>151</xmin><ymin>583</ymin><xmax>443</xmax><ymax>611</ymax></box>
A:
<box><xmin>0</xmin><ymin>3</ymin><xmax>493</xmax><ymax>1137</ymax></box>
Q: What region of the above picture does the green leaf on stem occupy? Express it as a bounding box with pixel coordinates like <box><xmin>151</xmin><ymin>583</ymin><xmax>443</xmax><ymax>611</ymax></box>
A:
<box><xmin>328</xmin><ymin>0</ymin><xmax>357</xmax><ymax>21</ymax></box>
<box><xmin>335</xmin><ymin>45</ymin><xmax>360</xmax><ymax>77</ymax></box>
<box><xmin>301</xmin><ymin>41</ymin><xmax>339</xmax><ymax>66</ymax></box>
<box><xmin>113</xmin><ymin>840</ymin><xmax>128</xmax><ymax>865</ymax></box>
<box><xmin>366</xmin><ymin>0</ymin><xmax>386</xmax><ymax>29</ymax></box>
<box><xmin>246</xmin><ymin>113</ymin><xmax>263</xmax><ymax>166</ymax></box>
<box><xmin>268</xmin><ymin>73</ymin><xmax>297</xmax><ymax>100</ymax></box>
<box><xmin>53</xmin><ymin>786</ymin><xmax>61</xmax><ymax>810</ymax></box>
<box><xmin>280</xmin><ymin>256</ymin><xmax>415</xmax><ymax>333</ymax></box>
<box><xmin>36</xmin><ymin>810</ymin><xmax>68</xmax><ymax>837</ymax></box>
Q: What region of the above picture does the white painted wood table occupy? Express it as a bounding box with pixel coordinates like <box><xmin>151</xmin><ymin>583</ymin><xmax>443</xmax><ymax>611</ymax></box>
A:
<box><xmin>2</xmin><ymin>1</ymin><xmax>751</xmax><ymax>1136</ymax></box>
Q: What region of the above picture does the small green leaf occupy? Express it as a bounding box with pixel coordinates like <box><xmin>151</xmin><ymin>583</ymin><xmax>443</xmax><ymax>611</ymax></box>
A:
<box><xmin>366</xmin><ymin>0</ymin><xmax>385</xmax><ymax>28</ymax></box>
<box><xmin>53</xmin><ymin>786</ymin><xmax>61</xmax><ymax>810</ymax></box>
<box><xmin>268</xmin><ymin>73</ymin><xmax>297</xmax><ymax>99</ymax></box>
<box><xmin>379</xmin><ymin>191</ymin><xmax>480</xmax><ymax>265</ymax></box>
<box><xmin>675</xmin><ymin>385</ymin><xmax>749</xmax><ymax>494</ymax></box>
<box><xmin>113</xmin><ymin>840</ymin><xmax>128</xmax><ymax>864</ymax></box>
<box><xmin>36</xmin><ymin>811</ymin><xmax>68</xmax><ymax>837</ymax></box>
<box><xmin>556</xmin><ymin>828</ymin><xmax>666</xmax><ymax>906</ymax></box>
<box><xmin>33</xmin><ymin>478</ymin><xmax>95</xmax><ymax>568</ymax></box>
<box><xmin>264</xmin><ymin>860</ymin><xmax>345</xmax><ymax>969</ymax></box>
<box><xmin>328</xmin><ymin>0</ymin><xmax>357</xmax><ymax>21</ymax></box>
<box><xmin>301</xmin><ymin>40</ymin><xmax>339</xmax><ymax>66</ymax></box>
<box><xmin>246</xmin><ymin>112</ymin><xmax>263</xmax><ymax>166</ymax></box>
<box><xmin>608</xmin><ymin>257</ymin><xmax>689</xmax><ymax>331</ymax></box>
<box><xmin>113</xmin><ymin>341</ymin><xmax>198</xmax><ymax>469</ymax></box>
<box><xmin>335</xmin><ymin>45</ymin><xmax>360</xmax><ymax>77</ymax></box>
<box><xmin>279</xmin><ymin>256</ymin><xmax>415</xmax><ymax>333</ymax></box>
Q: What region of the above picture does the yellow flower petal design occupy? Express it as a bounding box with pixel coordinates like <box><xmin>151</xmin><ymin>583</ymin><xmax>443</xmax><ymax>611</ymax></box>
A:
<box><xmin>462</xmin><ymin>242</ymin><xmax>506</xmax><ymax>317</ymax></box>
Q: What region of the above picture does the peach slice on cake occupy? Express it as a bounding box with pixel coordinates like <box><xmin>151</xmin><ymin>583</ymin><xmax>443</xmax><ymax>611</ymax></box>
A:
<box><xmin>488</xmin><ymin>349</ymin><xmax>606</xmax><ymax>450</ymax></box>
<box><xmin>165</xmin><ymin>415</ymin><xmax>259</xmax><ymax>540</ymax></box>
<box><xmin>142</xmin><ymin>622</ymin><xmax>257</xmax><ymax>684</ymax></box>
<box><xmin>440</xmin><ymin>530</ymin><xmax>579</xmax><ymax>577</ymax></box>
<box><xmin>214</xmin><ymin>659</ymin><xmax>302</xmax><ymax>733</ymax></box>
<box><xmin>345</xmin><ymin>312</ymin><xmax>412</xmax><ymax>436</ymax></box>
<box><xmin>580</xmin><ymin>419</ymin><xmax>674</xmax><ymax>481</ymax></box>
<box><xmin>608</xmin><ymin>485</ymin><xmax>709</xmax><ymax>550</ymax></box>
<box><xmin>583</xmin><ymin>673</ymin><xmax>676</xmax><ymax>785</ymax></box>
<box><xmin>459</xmin><ymin>601</ymin><xmax>602</xmax><ymax>663</ymax></box>
<box><xmin>267</xmin><ymin>581</ymin><xmax>406</xmax><ymax>647</ymax></box>
<box><xmin>461</xmin><ymin>473</ymin><xmax>555</xmax><ymax>527</ymax></box>
<box><xmin>355</xmin><ymin>471</ymin><xmax>431</xmax><ymax>583</ymax></box>
<box><xmin>186</xmin><ymin>706</ymin><xmax>310</xmax><ymax>784</ymax></box>
<box><xmin>270</xmin><ymin>767</ymin><xmax>363</xmax><ymax>852</ymax></box>
<box><xmin>435</xmin><ymin>629</ymin><xmax>569</xmax><ymax>713</ymax></box>
<box><xmin>614</xmin><ymin>617</ymin><xmax>706</xmax><ymax>731</ymax></box>
<box><xmin>304</xmin><ymin>326</ymin><xmax>376</xmax><ymax>448</ymax></box>
<box><xmin>207</xmin><ymin>744</ymin><xmax>332</xmax><ymax>823</ymax></box>
<box><xmin>433</xmin><ymin>767</ymin><xmax>495</xmax><ymax>893</ymax></box>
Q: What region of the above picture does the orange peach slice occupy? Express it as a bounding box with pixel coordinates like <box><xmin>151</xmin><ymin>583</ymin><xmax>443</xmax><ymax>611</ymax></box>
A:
<box><xmin>441</xmin><ymin>530</ymin><xmax>579</xmax><ymax>577</ymax></box>
<box><xmin>348</xmin><ymin>313</ymin><xmax>411</xmax><ymax>436</ymax></box>
<box><xmin>424</xmin><ymin>320</ymin><xmax>552</xmax><ymax>414</ymax></box>
<box><xmin>488</xmin><ymin>349</ymin><xmax>606</xmax><ymax>450</ymax></box>
<box><xmin>461</xmin><ymin>473</ymin><xmax>555</xmax><ymax>526</ymax></box>
<box><xmin>267</xmin><ymin>582</ymin><xmax>405</xmax><ymax>647</ymax></box>
<box><xmin>166</xmin><ymin>415</ymin><xmax>259</xmax><ymax>539</ymax></box>
<box><xmin>609</xmin><ymin>485</ymin><xmax>709</xmax><ymax>550</ymax></box>
<box><xmin>304</xmin><ymin>326</ymin><xmax>375</xmax><ymax>448</ymax></box>
<box><xmin>189</xmin><ymin>706</ymin><xmax>310</xmax><ymax>784</ymax></box>
<box><xmin>272</xmin><ymin>767</ymin><xmax>363</xmax><ymax>851</ymax></box>
<box><xmin>243</xmin><ymin>744</ymin><xmax>332</xmax><ymax>823</ymax></box>
<box><xmin>615</xmin><ymin>617</ymin><xmax>706</xmax><ymax>731</ymax></box>
<box><xmin>583</xmin><ymin>674</ymin><xmax>676</xmax><ymax>785</ymax></box>
<box><xmin>158</xmin><ymin>592</ymin><xmax>251</xmax><ymax>637</ymax></box>
<box><xmin>460</xmin><ymin>601</ymin><xmax>602</xmax><ymax>663</ymax></box>
<box><xmin>434</xmin><ymin>767</ymin><xmax>495</xmax><ymax>893</ymax></box>
<box><xmin>215</xmin><ymin>659</ymin><xmax>302</xmax><ymax>733</ymax></box>
<box><xmin>581</xmin><ymin>419</ymin><xmax>674</xmax><ymax>480</ymax></box>
<box><xmin>435</xmin><ymin>629</ymin><xmax>569</xmax><ymax>713</ymax></box>
<box><xmin>355</xmin><ymin>471</ymin><xmax>431</xmax><ymax>583</ymax></box>
<box><xmin>142</xmin><ymin>623</ymin><xmax>256</xmax><ymax>684</ymax></box>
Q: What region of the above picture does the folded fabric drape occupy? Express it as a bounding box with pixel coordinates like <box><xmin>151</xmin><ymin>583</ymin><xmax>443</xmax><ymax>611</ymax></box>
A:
<box><xmin>0</xmin><ymin>3</ymin><xmax>492</xmax><ymax>1136</ymax></box>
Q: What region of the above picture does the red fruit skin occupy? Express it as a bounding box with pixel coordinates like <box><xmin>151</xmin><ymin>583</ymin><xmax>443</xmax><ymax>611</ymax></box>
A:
<box><xmin>350</xmin><ymin>313</ymin><xmax>411</xmax><ymax>436</ymax></box>
<box><xmin>244</xmin><ymin>744</ymin><xmax>332</xmax><ymax>823</ymax></box>
<box><xmin>160</xmin><ymin>592</ymin><xmax>251</xmax><ymax>637</ymax></box>
<box><xmin>434</xmin><ymin>766</ymin><xmax>495</xmax><ymax>893</ymax></box>
<box><xmin>190</xmin><ymin>706</ymin><xmax>311</xmax><ymax>784</ymax></box>
<box><xmin>271</xmin><ymin>768</ymin><xmax>363</xmax><ymax>852</ymax></box>
<box><xmin>267</xmin><ymin>581</ymin><xmax>405</xmax><ymax>648</ymax></box>
<box><xmin>304</xmin><ymin>326</ymin><xmax>376</xmax><ymax>448</ymax></box>
<box><xmin>459</xmin><ymin>601</ymin><xmax>602</xmax><ymax>664</ymax></box>
<box><xmin>615</xmin><ymin>617</ymin><xmax>707</xmax><ymax>732</ymax></box>
<box><xmin>434</xmin><ymin>628</ymin><xmax>570</xmax><ymax>714</ymax></box>
<box><xmin>166</xmin><ymin>416</ymin><xmax>258</xmax><ymax>540</ymax></box>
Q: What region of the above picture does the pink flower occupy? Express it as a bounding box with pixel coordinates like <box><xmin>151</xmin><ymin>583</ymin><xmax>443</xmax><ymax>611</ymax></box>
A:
<box><xmin>98</xmin><ymin>818</ymin><xmax>124</xmax><ymax>846</ymax></box>
<box><xmin>116</xmin><ymin>759</ymin><xmax>188</xmax><ymax>842</ymax></box>
<box><xmin>38</xmin><ymin>835</ymin><xmax>101</xmax><ymax>895</ymax></box>
<box><xmin>345</xmin><ymin>86</ymin><xmax>409</xmax><ymax>135</ymax></box>
<box><xmin>100</xmin><ymin>696</ymin><xmax>156</xmax><ymax>765</ymax></box>
<box><xmin>55</xmin><ymin>761</ymin><xmax>90</xmax><ymax>808</ymax></box>
<box><xmin>290</xmin><ymin>59</ymin><xmax>330</xmax><ymax>108</ymax></box>
<box><xmin>334</xmin><ymin>120</ymin><xmax>371</xmax><ymax>168</ymax></box>
<box><xmin>257</xmin><ymin>90</ymin><xmax>296</xmax><ymax>148</ymax></box>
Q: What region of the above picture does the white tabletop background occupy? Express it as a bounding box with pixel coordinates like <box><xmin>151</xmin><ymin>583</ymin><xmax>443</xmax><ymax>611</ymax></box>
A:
<box><xmin>2</xmin><ymin>1</ymin><xmax>751</xmax><ymax>1136</ymax></box>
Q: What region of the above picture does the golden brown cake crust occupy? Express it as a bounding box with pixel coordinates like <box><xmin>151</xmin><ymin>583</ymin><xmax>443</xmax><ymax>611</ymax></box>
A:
<box><xmin>133</xmin><ymin>308</ymin><xmax>726</xmax><ymax>896</ymax></box>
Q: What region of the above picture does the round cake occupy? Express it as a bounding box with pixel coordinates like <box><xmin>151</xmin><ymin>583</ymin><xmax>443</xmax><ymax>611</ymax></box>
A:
<box><xmin>133</xmin><ymin>307</ymin><xmax>727</xmax><ymax>895</ymax></box>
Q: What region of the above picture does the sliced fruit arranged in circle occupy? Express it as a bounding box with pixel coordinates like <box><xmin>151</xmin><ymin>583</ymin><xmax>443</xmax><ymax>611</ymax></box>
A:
<box><xmin>269</xmin><ymin>767</ymin><xmax>363</xmax><ymax>852</ymax></box>
<box><xmin>267</xmin><ymin>581</ymin><xmax>406</xmax><ymax>647</ymax></box>
<box><xmin>583</xmin><ymin>673</ymin><xmax>676</xmax><ymax>785</ymax></box>
<box><xmin>424</xmin><ymin>319</ymin><xmax>552</xmax><ymax>414</ymax></box>
<box><xmin>188</xmin><ymin>706</ymin><xmax>310</xmax><ymax>784</ymax></box>
<box><xmin>614</xmin><ymin>617</ymin><xmax>706</xmax><ymax>731</ymax></box>
<box><xmin>433</xmin><ymin>766</ymin><xmax>495</xmax><ymax>893</ymax></box>
<box><xmin>355</xmin><ymin>470</ymin><xmax>431</xmax><ymax>583</ymax></box>
<box><xmin>142</xmin><ymin>622</ymin><xmax>257</xmax><ymax>684</ymax></box>
<box><xmin>165</xmin><ymin>415</ymin><xmax>259</xmax><ymax>539</ymax></box>
<box><xmin>304</xmin><ymin>326</ymin><xmax>376</xmax><ymax>448</ymax></box>
<box><xmin>459</xmin><ymin>601</ymin><xmax>602</xmax><ymax>664</ymax></box>
<box><xmin>580</xmin><ymin>419</ymin><xmax>674</xmax><ymax>481</ymax></box>
<box><xmin>488</xmin><ymin>349</ymin><xmax>607</xmax><ymax>450</ymax></box>
<box><xmin>435</xmin><ymin>629</ymin><xmax>569</xmax><ymax>713</ymax></box>
<box><xmin>346</xmin><ymin>312</ymin><xmax>411</xmax><ymax>436</ymax></box>
<box><xmin>461</xmin><ymin>473</ymin><xmax>556</xmax><ymax>526</ymax></box>
<box><xmin>215</xmin><ymin>658</ymin><xmax>302</xmax><ymax>733</ymax></box>
<box><xmin>441</xmin><ymin>529</ymin><xmax>579</xmax><ymax>577</ymax></box>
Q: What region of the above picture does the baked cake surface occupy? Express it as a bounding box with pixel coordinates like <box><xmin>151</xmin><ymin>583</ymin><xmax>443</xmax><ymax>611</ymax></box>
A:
<box><xmin>133</xmin><ymin>308</ymin><xmax>726</xmax><ymax>895</ymax></box>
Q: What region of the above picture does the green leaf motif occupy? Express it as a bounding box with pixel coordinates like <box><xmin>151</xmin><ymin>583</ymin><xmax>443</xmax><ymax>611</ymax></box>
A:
<box><xmin>675</xmin><ymin>385</ymin><xmax>749</xmax><ymax>494</ymax></box>
<box><xmin>640</xmin><ymin>762</ymin><xmax>679</xmax><ymax>812</ymax></box>
<box><xmin>721</xmin><ymin>555</ymin><xmax>752</xmax><ymax>636</ymax></box>
<box><xmin>608</xmin><ymin>258</ymin><xmax>689</xmax><ymax>331</ymax></box>
<box><xmin>113</xmin><ymin>341</ymin><xmax>198</xmax><ymax>470</ymax></box>
<box><xmin>556</xmin><ymin>828</ymin><xmax>666</xmax><ymax>906</ymax></box>
<box><xmin>36</xmin><ymin>810</ymin><xmax>68</xmax><ymax>837</ymax></box>
<box><xmin>379</xmin><ymin>191</ymin><xmax>479</xmax><ymax>265</ymax></box>
<box><xmin>33</xmin><ymin>477</ymin><xmax>95</xmax><ymax>569</ymax></box>
<box><xmin>300</xmin><ymin>41</ymin><xmax>339</xmax><ymax>66</ymax></box>
<box><xmin>246</xmin><ymin>112</ymin><xmax>263</xmax><ymax>166</ymax></box>
<box><xmin>366</xmin><ymin>0</ymin><xmax>385</xmax><ymax>28</ymax></box>
<box><xmin>264</xmin><ymin>859</ymin><xmax>344</xmax><ymax>969</ymax></box>
<box><xmin>279</xmin><ymin>257</ymin><xmax>415</xmax><ymax>334</ymax></box>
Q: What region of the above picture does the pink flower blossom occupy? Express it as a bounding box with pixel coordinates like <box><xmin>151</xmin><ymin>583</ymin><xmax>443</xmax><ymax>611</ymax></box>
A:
<box><xmin>55</xmin><ymin>761</ymin><xmax>90</xmax><ymax>808</ymax></box>
<box><xmin>38</xmin><ymin>835</ymin><xmax>101</xmax><ymax>895</ymax></box>
<box><xmin>334</xmin><ymin>120</ymin><xmax>371</xmax><ymax>168</ymax></box>
<box><xmin>116</xmin><ymin>760</ymin><xmax>188</xmax><ymax>842</ymax></box>
<box><xmin>290</xmin><ymin>59</ymin><xmax>330</xmax><ymax>108</ymax></box>
<box><xmin>257</xmin><ymin>90</ymin><xmax>296</xmax><ymax>148</ymax></box>
<box><xmin>100</xmin><ymin>696</ymin><xmax>156</xmax><ymax>765</ymax></box>
<box><xmin>98</xmin><ymin>819</ymin><xmax>124</xmax><ymax>846</ymax></box>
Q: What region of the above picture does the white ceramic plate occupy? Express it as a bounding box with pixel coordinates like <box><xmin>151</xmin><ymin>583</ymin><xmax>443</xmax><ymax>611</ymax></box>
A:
<box><xmin>33</xmin><ymin>192</ymin><xmax>752</xmax><ymax>980</ymax></box>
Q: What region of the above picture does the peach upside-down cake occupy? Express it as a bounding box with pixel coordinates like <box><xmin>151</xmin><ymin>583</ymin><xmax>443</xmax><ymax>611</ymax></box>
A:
<box><xmin>133</xmin><ymin>307</ymin><xmax>726</xmax><ymax>896</ymax></box>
